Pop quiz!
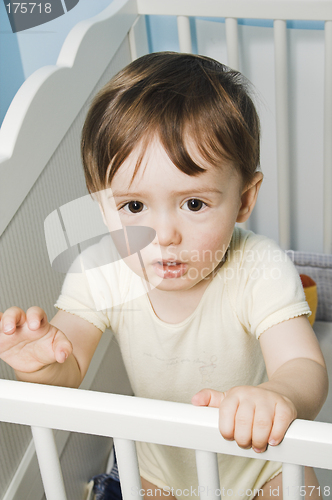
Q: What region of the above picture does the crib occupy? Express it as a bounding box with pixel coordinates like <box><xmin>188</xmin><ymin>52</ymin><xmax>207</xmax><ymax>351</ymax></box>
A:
<box><xmin>0</xmin><ymin>1</ymin><xmax>332</xmax><ymax>499</ymax></box>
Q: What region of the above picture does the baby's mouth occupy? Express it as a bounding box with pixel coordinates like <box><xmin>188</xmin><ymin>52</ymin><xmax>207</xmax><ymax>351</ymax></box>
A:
<box><xmin>152</xmin><ymin>260</ymin><xmax>188</xmax><ymax>279</ymax></box>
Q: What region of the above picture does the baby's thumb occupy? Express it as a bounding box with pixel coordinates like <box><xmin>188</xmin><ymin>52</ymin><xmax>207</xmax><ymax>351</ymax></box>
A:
<box><xmin>53</xmin><ymin>331</ymin><xmax>73</xmax><ymax>364</ymax></box>
<box><xmin>191</xmin><ymin>389</ymin><xmax>227</xmax><ymax>408</ymax></box>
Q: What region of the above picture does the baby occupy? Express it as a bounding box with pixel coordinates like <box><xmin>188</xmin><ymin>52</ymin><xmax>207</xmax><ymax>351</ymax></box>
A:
<box><xmin>0</xmin><ymin>52</ymin><xmax>328</xmax><ymax>500</ymax></box>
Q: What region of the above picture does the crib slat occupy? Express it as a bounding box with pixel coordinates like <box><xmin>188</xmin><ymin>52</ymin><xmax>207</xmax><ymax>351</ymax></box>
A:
<box><xmin>129</xmin><ymin>15</ymin><xmax>149</xmax><ymax>62</ymax></box>
<box><xmin>177</xmin><ymin>15</ymin><xmax>192</xmax><ymax>53</ymax></box>
<box><xmin>324</xmin><ymin>20</ymin><xmax>332</xmax><ymax>254</ymax></box>
<box><xmin>274</xmin><ymin>19</ymin><xmax>291</xmax><ymax>250</ymax></box>
<box><xmin>225</xmin><ymin>18</ymin><xmax>239</xmax><ymax>71</ymax></box>
<box><xmin>114</xmin><ymin>437</ymin><xmax>142</xmax><ymax>500</ymax></box>
<box><xmin>196</xmin><ymin>450</ymin><xmax>221</xmax><ymax>499</ymax></box>
<box><xmin>31</xmin><ymin>426</ymin><xmax>67</xmax><ymax>500</ymax></box>
<box><xmin>225</xmin><ymin>17</ymin><xmax>248</xmax><ymax>232</ymax></box>
<box><xmin>282</xmin><ymin>463</ymin><xmax>305</xmax><ymax>500</ymax></box>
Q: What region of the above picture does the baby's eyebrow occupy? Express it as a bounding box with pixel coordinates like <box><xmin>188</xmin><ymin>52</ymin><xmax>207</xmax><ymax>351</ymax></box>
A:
<box><xmin>111</xmin><ymin>187</ymin><xmax>223</xmax><ymax>198</ymax></box>
<box><xmin>171</xmin><ymin>187</ymin><xmax>223</xmax><ymax>196</ymax></box>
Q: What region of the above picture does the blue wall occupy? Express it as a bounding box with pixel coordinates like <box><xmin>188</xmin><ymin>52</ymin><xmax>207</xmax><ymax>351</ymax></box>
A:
<box><xmin>0</xmin><ymin>0</ymin><xmax>113</xmax><ymax>126</ymax></box>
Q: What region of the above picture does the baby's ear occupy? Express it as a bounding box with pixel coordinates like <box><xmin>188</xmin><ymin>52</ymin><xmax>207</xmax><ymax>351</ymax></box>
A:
<box><xmin>236</xmin><ymin>172</ymin><xmax>263</xmax><ymax>223</ymax></box>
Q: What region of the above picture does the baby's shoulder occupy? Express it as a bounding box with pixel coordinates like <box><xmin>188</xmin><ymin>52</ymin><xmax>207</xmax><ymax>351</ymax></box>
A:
<box><xmin>227</xmin><ymin>227</ymin><xmax>286</xmax><ymax>268</ymax></box>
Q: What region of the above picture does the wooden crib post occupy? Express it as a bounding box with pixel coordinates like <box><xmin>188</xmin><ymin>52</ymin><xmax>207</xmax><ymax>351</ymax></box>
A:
<box><xmin>274</xmin><ymin>19</ymin><xmax>291</xmax><ymax>250</ymax></box>
<box><xmin>177</xmin><ymin>15</ymin><xmax>192</xmax><ymax>53</ymax></box>
<box><xmin>282</xmin><ymin>463</ymin><xmax>305</xmax><ymax>500</ymax></box>
<box><xmin>114</xmin><ymin>437</ymin><xmax>142</xmax><ymax>500</ymax></box>
<box><xmin>31</xmin><ymin>426</ymin><xmax>67</xmax><ymax>500</ymax></box>
<box><xmin>225</xmin><ymin>17</ymin><xmax>239</xmax><ymax>70</ymax></box>
<box><xmin>324</xmin><ymin>20</ymin><xmax>332</xmax><ymax>254</ymax></box>
<box><xmin>196</xmin><ymin>450</ymin><xmax>221</xmax><ymax>499</ymax></box>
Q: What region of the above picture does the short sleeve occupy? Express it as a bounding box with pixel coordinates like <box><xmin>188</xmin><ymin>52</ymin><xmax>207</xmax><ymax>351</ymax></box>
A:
<box><xmin>54</xmin><ymin>235</ymin><xmax>121</xmax><ymax>332</ymax></box>
<box><xmin>55</xmin><ymin>269</ymin><xmax>110</xmax><ymax>333</ymax></box>
<box><xmin>54</xmin><ymin>234</ymin><xmax>151</xmax><ymax>332</ymax></box>
<box><xmin>227</xmin><ymin>229</ymin><xmax>311</xmax><ymax>339</ymax></box>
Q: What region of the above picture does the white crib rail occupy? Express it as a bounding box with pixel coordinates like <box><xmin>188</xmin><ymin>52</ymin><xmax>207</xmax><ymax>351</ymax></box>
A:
<box><xmin>114</xmin><ymin>438</ymin><xmax>142</xmax><ymax>500</ymax></box>
<box><xmin>0</xmin><ymin>379</ymin><xmax>331</xmax><ymax>500</ymax></box>
<box><xmin>225</xmin><ymin>18</ymin><xmax>240</xmax><ymax>71</ymax></box>
<box><xmin>31</xmin><ymin>427</ymin><xmax>67</xmax><ymax>500</ymax></box>
<box><xmin>195</xmin><ymin>450</ymin><xmax>221</xmax><ymax>499</ymax></box>
<box><xmin>324</xmin><ymin>20</ymin><xmax>332</xmax><ymax>254</ymax></box>
<box><xmin>1</xmin><ymin>1</ymin><xmax>332</xmax><ymax>499</ymax></box>
<box><xmin>273</xmin><ymin>19</ymin><xmax>291</xmax><ymax>250</ymax></box>
<box><xmin>177</xmin><ymin>16</ymin><xmax>192</xmax><ymax>53</ymax></box>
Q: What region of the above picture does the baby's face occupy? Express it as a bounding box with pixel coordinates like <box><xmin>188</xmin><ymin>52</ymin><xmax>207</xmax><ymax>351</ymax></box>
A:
<box><xmin>100</xmin><ymin>139</ymin><xmax>244</xmax><ymax>292</ymax></box>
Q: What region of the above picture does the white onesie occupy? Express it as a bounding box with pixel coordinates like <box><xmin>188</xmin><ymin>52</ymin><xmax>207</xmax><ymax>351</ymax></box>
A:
<box><xmin>55</xmin><ymin>227</ymin><xmax>311</xmax><ymax>499</ymax></box>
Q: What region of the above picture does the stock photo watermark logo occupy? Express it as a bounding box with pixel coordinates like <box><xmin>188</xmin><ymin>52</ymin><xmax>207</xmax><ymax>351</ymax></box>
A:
<box><xmin>4</xmin><ymin>0</ymin><xmax>80</xmax><ymax>33</ymax></box>
<box><xmin>44</xmin><ymin>189</ymin><xmax>163</xmax><ymax>311</ymax></box>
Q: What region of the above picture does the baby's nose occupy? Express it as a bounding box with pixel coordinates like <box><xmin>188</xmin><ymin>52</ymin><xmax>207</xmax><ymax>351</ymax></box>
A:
<box><xmin>153</xmin><ymin>217</ymin><xmax>182</xmax><ymax>247</ymax></box>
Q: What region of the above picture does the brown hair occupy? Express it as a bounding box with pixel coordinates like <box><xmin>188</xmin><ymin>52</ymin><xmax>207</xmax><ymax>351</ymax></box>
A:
<box><xmin>81</xmin><ymin>52</ymin><xmax>260</xmax><ymax>194</ymax></box>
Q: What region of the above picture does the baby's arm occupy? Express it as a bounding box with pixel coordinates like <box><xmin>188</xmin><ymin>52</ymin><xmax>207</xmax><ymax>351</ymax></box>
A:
<box><xmin>0</xmin><ymin>307</ymin><xmax>103</xmax><ymax>388</ymax></box>
<box><xmin>192</xmin><ymin>315</ymin><xmax>328</xmax><ymax>453</ymax></box>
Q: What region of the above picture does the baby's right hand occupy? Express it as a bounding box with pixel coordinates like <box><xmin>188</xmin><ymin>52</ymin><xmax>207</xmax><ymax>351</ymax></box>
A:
<box><xmin>0</xmin><ymin>307</ymin><xmax>73</xmax><ymax>373</ymax></box>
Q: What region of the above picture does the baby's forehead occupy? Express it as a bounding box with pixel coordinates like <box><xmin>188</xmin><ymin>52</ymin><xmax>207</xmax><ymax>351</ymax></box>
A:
<box><xmin>108</xmin><ymin>141</ymin><xmax>240</xmax><ymax>198</ymax></box>
<box><xmin>112</xmin><ymin>136</ymin><xmax>234</xmax><ymax>176</ymax></box>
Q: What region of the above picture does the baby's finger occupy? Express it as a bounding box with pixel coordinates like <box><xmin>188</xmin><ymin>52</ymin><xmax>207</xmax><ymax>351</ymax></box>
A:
<box><xmin>268</xmin><ymin>402</ymin><xmax>296</xmax><ymax>446</ymax></box>
<box><xmin>233</xmin><ymin>399</ymin><xmax>255</xmax><ymax>449</ymax></box>
<box><xmin>1</xmin><ymin>307</ymin><xmax>26</xmax><ymax>334</ymax></box>
<box><xmin>251</xmin><ymin>407</ymin><xmax>273</xmax><ymax>452</ymax></box>
<box><xmin>218</xmin><ymin>392</ymin><xmax>239</xmax><ymax>441</ymax></box>
<box><xmin>26</xmin><ymin>307</ymin><xmax>48</xmax><ymax>331</ymax></box>
<box><xmin>192</xmin><ymin>389</ymin><xmax>226</xmax><ymax>408</ymax></box>
<box><xmin>52</xmin><ymin>331</ymin><xmax>73</xmax><ymax>364</ymax></box>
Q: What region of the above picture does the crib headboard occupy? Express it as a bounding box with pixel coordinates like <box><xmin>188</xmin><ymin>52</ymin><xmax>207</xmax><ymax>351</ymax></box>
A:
<box><xmin>1</xmin><ymin>0</ymin><xmax>332</xmax><ymax>252</ymax></box>
<box><xmin>0</xmin><ymin>2</ymin><xmax>145</xmax><ymax>498</ymax></box>
<box><xmin>0</xmin><ymin>1</ymin><xmax>332</xmax><ymax>499</ymax></box>
<box><xmin>0</xmin><ymin>0</ymin><xmax>148</xmax><ymax>239</ymax></box>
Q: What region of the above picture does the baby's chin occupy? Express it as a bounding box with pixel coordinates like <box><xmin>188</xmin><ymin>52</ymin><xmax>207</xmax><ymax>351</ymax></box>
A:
<box><xmin>148</xmin><ymin>272</ymin><xmax>212</xmax><ymax>294</ymax></box>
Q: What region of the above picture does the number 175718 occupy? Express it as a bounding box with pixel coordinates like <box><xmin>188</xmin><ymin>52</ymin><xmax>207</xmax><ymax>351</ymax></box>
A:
<box><xmin>6</xmin><ymin>3</ymin><xmax>52</xmax><ymax>14</ymax></box>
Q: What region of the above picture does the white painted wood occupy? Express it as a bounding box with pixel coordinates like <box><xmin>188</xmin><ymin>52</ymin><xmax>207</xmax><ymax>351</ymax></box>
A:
<box><xmin>114</xmin><ymin>438</ymin><xmax>142</xmax><ymax>500</ymax></box>
<box><xmin>225</xmin><ymin>17</ymin><xmax>247</xmax><ymax>232</ymax></box>
<box><xmin>195</xmin><ymin>450</ymin><xmax>221</xmax><ymax>499</ymax></box>
<box><xmin>137</xmin><ymin>0</ymin><xmax>332</xmax><ymax>21</ymax></box>
<box><xmin>0</xmin><ymin>0</ymin><xmax>138</xmax><ymax>237</ymax></box>
<box><xmin>195</xmin><ymin>18</ymin><xmax>326</xmax><ymax>251</ymax></box>
<box><xmin>282</xmin><ymin>464</ymin><xmax>305</xmax><ymax>500</ymax></box>
<box><xmin>324</xmin><ymin>20</ymin><xmax>332</xmax><ymax>254</ymax></box>
<box><xmin>274</xmin><ymin>20</ymin><xmax>291</xmax><ymax>249</ymax></box>
<box><xmin>129</xmin><ymin>15</ymin><xmax>150</xmax><ymax>61</ymax></box>
<box><xmin>1</xmin><ymin>2</ymin><xmax>332</xmax><ymax>498</ymax></box>
<box><xmin>2</xmin><ymin>431</ymin><xmax>70</xmax><ymax>500</ymax></box>
<box><xmin>225</xmin><ymin>18</ymin><xmax>239</xmax><ymax>70</ymax></box>
<box><xmin>31</xmin><ymin>427</ymin><xmax>67</xmax><ymax>500</ymax></box>
<box><xmin>177</xmin><ymin>15</ymin><xmax>193</xmax><ymax>53</ymax></box>
<box><xmin>2</xmin><ymin>440</ymin><xmax>38</xmax><ymax>500</ymax></box>
<box><xmin>0</xmin><ymin>381</ymin><xmax>331</xmax><ymax>470</ymax></box>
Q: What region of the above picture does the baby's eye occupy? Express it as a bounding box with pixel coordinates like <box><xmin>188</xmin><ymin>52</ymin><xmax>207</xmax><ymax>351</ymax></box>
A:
<box><xmin>122</xmin><ymin>201</ymin><xmax>146</xmax><ymax>214</ymax></box>
<box><xmin>182</xmin><ymin>199</ymin><xmax>206</xmax><ymax>212</ymax></box>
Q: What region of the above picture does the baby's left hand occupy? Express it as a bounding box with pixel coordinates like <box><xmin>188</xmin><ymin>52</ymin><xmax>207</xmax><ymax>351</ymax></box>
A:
<box><xmin>192</xmin><ymin>386</ymin><xmax>297</xmax><ymax>453</ymax></box>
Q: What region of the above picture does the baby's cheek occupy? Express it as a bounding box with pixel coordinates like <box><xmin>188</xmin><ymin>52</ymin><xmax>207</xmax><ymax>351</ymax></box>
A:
<box><xmin>198</xmin><ymin>236</ymin><xmax>229</xmax><ymax>265</ymax></box>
